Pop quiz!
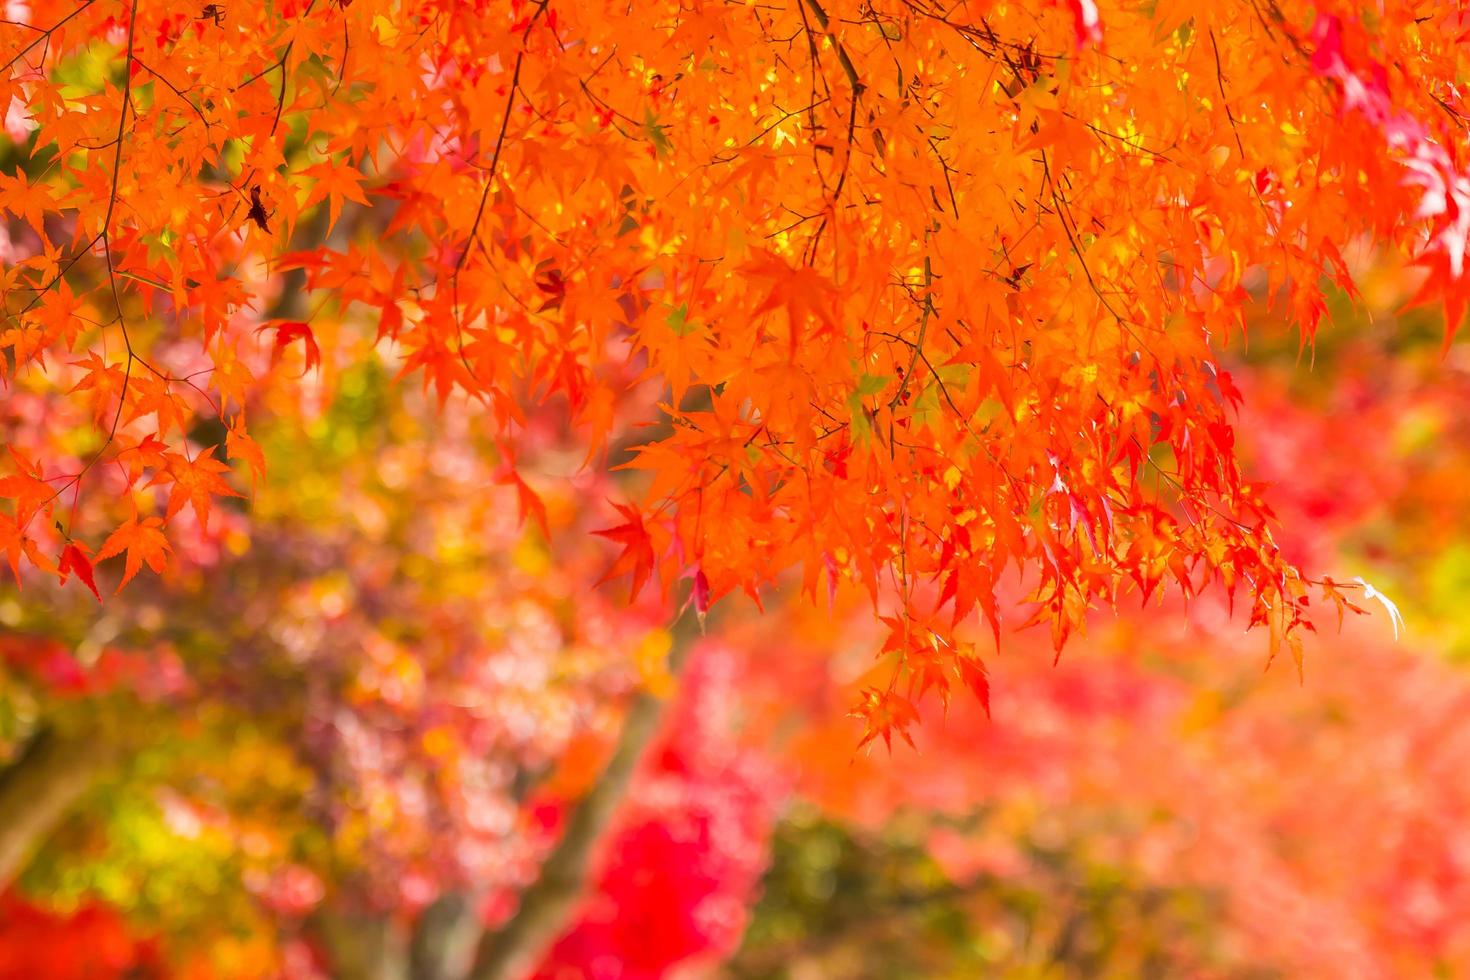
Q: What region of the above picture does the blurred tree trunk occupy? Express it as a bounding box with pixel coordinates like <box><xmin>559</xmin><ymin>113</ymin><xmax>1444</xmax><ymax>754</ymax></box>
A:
<box><xmin>316</xmin><ymin>911</ymin><xmax>410</xmax><ymax>980</ymax></box>
<box><xmin>408</xmin><ymin>895</ymin><xmax>484</xmax><ymax>980</ymax></box>
<box><xmin>393</xmin><ymin>617</ymin><xmax>699</xmax><ymax>980</ymax></box>
<box><xmin>0</xmin><ymin>726</ymin><xmax>111</xmax><ymax>889</ymax></box>
<box><xmin>462</xmin><ymin>681</ymin><xmax>671</xmax><ymax>979</ymax></box>
<box><xmin>317</xmin><ymin>612</ymin><xmax>700</xmax><ymax>980</ymax></box>
<box><xmin>462</xmin><ymin>623</ymin><xmax>695</xmax><ymax>980</ymax></box>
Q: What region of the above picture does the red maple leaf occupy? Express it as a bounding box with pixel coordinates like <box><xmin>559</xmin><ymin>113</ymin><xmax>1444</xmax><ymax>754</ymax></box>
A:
<box><xmin>59</xmin><ymin>542</ymin><xmax>101</xmax><ymax>601</ymax></box>
<box><xmin>257</xmin><ymin>321</ymin><xmax>322</xmax><ymax>374</ymax></box>
<box><xmin>593</xmin><ymin>502</ymin><xmax>657</xmax><ymax>601</ymax></box>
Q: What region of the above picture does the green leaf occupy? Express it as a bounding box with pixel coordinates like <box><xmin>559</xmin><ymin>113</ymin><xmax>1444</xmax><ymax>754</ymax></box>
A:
<box><xmin>645</xmin><ymin>109</ymin><xmax>673</xmax><ymax>158</ymax></box>
<box><xmin>972</xmin><ymin>398</ymin><xmax>1004</xmax><ymax>428</ymax></box>
<box><xmin>848</xmin><ymin>392</ymin><xmax>873</xmax><ymax>445</ymax></box>
<box><xmin>910</xmin><ymin>385</ymin><xmax>941</xmax><ymax>429</ymax></box>
<box><xmin>666</xmin><ymin>303</ymin><xmax>699</xmax><ymax>336</ymax></box>
<box><xmin>934</xmin><ymin>363</ymin><xmax>970</xmax><ymax>387</ymax></box>
<box><xmin>856</xmin><ymin>373</ymin><xmax>892</xmax><ymax>397</ymax></box>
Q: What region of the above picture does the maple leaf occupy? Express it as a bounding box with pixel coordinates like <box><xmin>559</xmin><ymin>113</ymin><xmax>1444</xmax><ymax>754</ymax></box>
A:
<box><xmin>226</xmin><ymin>421</ymin><xmax>268</xmax><ymax>489</ymax></box>
<box><xmin>691</xmin><ymin>567</ymin><xmax>711</xmax><ymax>632</ymax></box>
<box><xmin>740</xmin><ymin>251</ymin><xmax>840</xmax><ymax>351</ymax></box>
<box><xmin>852</xmin><ymin>687</ymin><xmax>920</xmax><ymax>752</ymax></box>
<box><xmin>257</xmin><ymin>321</ymin><xmax>322</xmax><ymax>374</ymax></box>
<box><xmin>152</xmin><ymin>452</ymin><xmax>243</xmax><ymax>528</ymax></box>
<box><xmin>593</xmin><ymin>502</ymin><xmax>657</xmax><ymax>601</ymax></box>
<box><xmin>955</xmin><ymin>648</ymin><xmax>991</xmax><ymax>718</ymax></box>
<box><xmin>0</xmin><ymin>169</ymin><xmax>53</xmax><ymax>234</ymax></box>
<box><xmin>0</xmin><ymin>514</ymin><xmax>44</xmax><ymax>583</ymax></box>
<box><xmin>1353</xmin><ymin>576</ymin><xmax>1406</xmax><ymax>641</ymax></box>
<box><xmin>0</xmin><ymin>448</ymin><xmax>55</xmax><ymax>526</ymax></box>
<box><xmin>246</xmin><ymin>184</ymin><xmax>272</xmax><ymax>233</ymax></box>
<box><xmin>644</xmin><ymin>108</ymin><xmax>674</xmax><ymax>158</ymax></box>
<box><xmin>69</xmin><ymin>353</ymin><xmax>129</xmax><ymax>423</ymax></box>
<box><xmin>638</xmin><ymin>303</ymin><xmax>715</xmax><ymax>403</ymax></box>
<box><xmin>58</xmin><ymin>543</ymin><xmax>102</xmax><ymax>602</ymax></box>
<box><xmin>96</xmin><ymin>516</ymin><xmax>172</xmax><ymax>592</ymax></box>
<box><xmin>497</xmin><ymin>466</ymin><xmax>550</xmax><ymax>537</ymax></box>
<box><xmin>299</xmin><ymin>160</ymin><xmax>371</xmax><ymax>233</ymax></box>
<box><xmin>123</xmin><ymin>433</ymin><xmax>171</xmax><ymax>485</ymax></box>
<box><xmin>122</xmin><ymin>375</ymin><xmax>192</xmax><ymax>438</ymax></box>
<box><xmin>1403</xmin><ymin>250</ymin><xmax>1470</xmax><ymax>356</ymax></box>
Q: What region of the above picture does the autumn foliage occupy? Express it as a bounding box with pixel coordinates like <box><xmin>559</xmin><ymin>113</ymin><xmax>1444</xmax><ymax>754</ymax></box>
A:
<box><xmin>3</xmin><ymin>0</ymin><xmax>1470</xmax><ymax>741</ymax></box>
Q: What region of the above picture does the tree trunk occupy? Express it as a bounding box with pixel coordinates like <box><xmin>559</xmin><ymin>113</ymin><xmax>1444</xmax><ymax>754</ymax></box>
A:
<box><xmin>315</xmin><ymin>909</ymin><xmax>410</xmax><ymax>980</ymax></box>
<box><xmin>408</xmin><ymin>894</ymin><xmax>484</xmax><ymax>980</ymax></box>
<box><xmin>461</xmin><ymin>622</ymin><xmax>697</xmax><ymax>980</ymax></box>
<box><xmin>0</xmin><ymin>726</ymin><xmax>111</xmax><ymax>889</ymax></box>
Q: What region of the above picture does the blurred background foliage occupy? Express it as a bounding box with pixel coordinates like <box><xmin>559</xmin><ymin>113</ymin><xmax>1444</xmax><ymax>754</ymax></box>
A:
<box><xmin>726</xmin><ymin>810</ymin><xmax>1233</xmax><ymax>979</ymax></box>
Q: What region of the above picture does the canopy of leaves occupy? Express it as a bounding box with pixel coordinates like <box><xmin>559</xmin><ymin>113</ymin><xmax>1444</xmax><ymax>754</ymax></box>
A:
<box><xmin>5</xmin><ymin>0</ymin><xmax>1470</xmax><ymax>740</ymax></box>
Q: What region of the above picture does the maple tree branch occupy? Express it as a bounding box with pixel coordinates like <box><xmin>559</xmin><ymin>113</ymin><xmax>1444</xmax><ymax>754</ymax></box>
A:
<box><xmin>1</xmin><ymin>0</ymin><xmax>96</xmax><ymax>74</ymax></box>
<box><xmin>928</xmin><ymin>138</ymin><xmax>960</xmax><ymax>217</ymax></box>
<box><xmin>1208</xmin><ymin>30</ymin><xmax>1247</xmax><ymax>162</ymax></box>
<box><xmin>1037</xmin><ymin>149</ymin><xmax>1145</xmax><ymax>352</ymax></box>
<box><xmin>333</xmin><ymin>14</ymin><xmax>350</xmax><ymax>96</ymax></box>
<box><xmin>792</xmin><ymin>0</ymin><xmax>833</xmax><ymax>181</ymax></box>
<box><xmin>451</xmin><ymin>0</ymin><xmax>549</xmax><ymax>382</ymax></box>
<box><xmin>892</xmin><ymin>254</ymin><xmax>933</xmax><ymax>409</ymax></box>
<box><xmin>797</xmin><ymin>0</ymin><xmax>860</xmax><ymax>94</ymax></box>
<box><xmin>1208</xmin><ymin>28</ymin><xmax>1274</xmax><ymax>230</ymax></box>
<box><xmin>0</xmin><ymin>726</ymin><xmax>113</xmax><ymax>889</ymax></box>
<box><xmin>130</xmin><ymin>53</ymin><xmax>212</xmax><ymax>132</ymax></box>
<box><xmin>315</xmin><ymin>910</ymin><xmax>408</xmax><ymax>980</ymax></box>
<box><xmin>798</xmin><ymin>0</ymin><xmax>866</xmax><ymax>266</ymax></box>
<box><xmin>29</xmin><ymin>0</ymin><xmax>141</xmax><ymax>532</ymax></box>
<box><xmin>464</xmin><ymin>614</ymin><xmax>698</xmax><ymax>980</ymax></box>
<box><xmin>407</xmin><ymin>894</ymin><xmax>483</xmax><ymax>980</ymax></box>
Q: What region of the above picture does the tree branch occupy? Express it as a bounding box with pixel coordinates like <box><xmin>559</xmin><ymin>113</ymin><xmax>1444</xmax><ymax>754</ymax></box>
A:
<box><xmin>798</xmin><ymin>0</ymin><xmax>862</xmax><ymax>94</ymax></box>
<box><xmin>463</xmin><ymin>617</ymin><xmax>698</xmax><ymax>980</ymax></box>
<box><xmin>408</xmin><ymin>894</ymin><xmax>483</xmax><ymax>980</ymax></box>
<box><xmin>0</xmin><ymin>726</ymin><xmax>112</xmax><ymax>889</ymax></box>
<box><xmin>315</xmin><ymin>909</ymin><xmax>408</xmax><ymax>980</ymax></box>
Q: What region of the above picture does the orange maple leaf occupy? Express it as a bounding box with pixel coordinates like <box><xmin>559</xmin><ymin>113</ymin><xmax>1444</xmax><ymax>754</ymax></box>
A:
<box><xmin>299</xmin><ymin>160</ymin><xmax>371</xmax><ymax>233</ymax></box>
<box><xmin>852</xmin><ymin>687</ymin><xmax>920</xmax><ymax>752</ymax></box>
<box><xmin>96</xmin><ymin>516</ymin><xmax>172</xmax><ymax>593</ymax></box>
<box><xmin>0</xmin><ymin>449</ymin><xmax>55</xmax><ymax>527</ymax></box>
<box><xmin>740</xmin><ymin>251</ymin><xmax>840</xmax><ymax>352</ymax></box>
<box><xmin>226</xmin><ymin>422</ymin><xmax>268</xmax><ymax>490</ymax></box>
<box><xmin>152</xmin><ymin>453</ymin><xmax>243</xmax><ymax>528</ymax></box>
<box><xmin>0</xmin><ymin>514</ymin><xmax>45</xmax><ymax>583</ymax></box>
